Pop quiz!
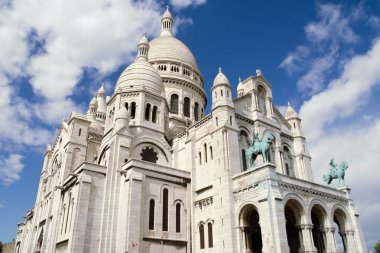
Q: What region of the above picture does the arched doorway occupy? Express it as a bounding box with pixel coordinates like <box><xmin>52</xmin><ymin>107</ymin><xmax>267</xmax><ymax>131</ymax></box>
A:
<box><xmin>311</xmin><ymin>205</ymin><xmax>327</xmax><ymax>252</ymax></box>
<box><xmin>285</xmin><ymin>199</ymin><xmax>304</xmax><ymax>253</ymax></box>
<box><xmin>240</xmin><ymin>205</ymin><xmax>262</xmax><ymax>253</ymax></box>
<box><xmin>333</xmin><ymin>208</ymin><xmax>348</xmax><ymax>252</ymax></box>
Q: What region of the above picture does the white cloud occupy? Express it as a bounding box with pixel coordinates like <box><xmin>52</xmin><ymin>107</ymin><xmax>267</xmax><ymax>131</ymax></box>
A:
<box><xmin>170</xmin><ymin>0</ymin><xmax>206</xmax><ymax>9</ymax></box>
<box><xmin>300</xmin><ymin>38</ymin><xmax>380</xmax><ymax>142</ymax></box>
<box><xmin>0</xmin><ymin>154</ymin><xmax>24</xmax><ymax>186</ymax></box>
<box><xmin>305</xmin><ymin>4</ymin><xmax>358</xmax><ymax>44</ymax></box>
<box><xmin>279</xmin><ymin>45</ymin><xmax>310</xmax><ymax>75</ymax></box>
<box><xmin>280</xmin><ymin>3</ymin><xmax>362</xmax><ymax>95</ymax></box>
<box><xmin>0</xmin><ymin>0</ymin><xmax>165</xmax><ymax>146</ymax></box>
<box><xmin>299</xmin><ymin>37</ymin><xmax>380</xmax><ymax>250</ymax></box>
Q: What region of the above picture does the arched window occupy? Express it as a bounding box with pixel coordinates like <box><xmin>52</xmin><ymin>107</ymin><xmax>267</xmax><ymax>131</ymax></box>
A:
<box><xmin>216</xmin><ymin>117</ymin><xmax>218</xmax><ymax>126</ymax></box>
<box><xmin>183</xmin><ymin>97</ymin><xmax>190</xmax><ymax>117</ymax></box>
<box><xmin>194</xmin><ymin>102</ymin><xmax>199</xmax><ymax>121</ymax></box>
<box><xmin>242</xmin><ymin>149</ymin><xmax>247</xmax><ymax>171</ymax></box>
<box><xmin>283</xmin><ymin>146</ymin><xmax>293</xmax><ymax>176</ymax></box>
<box><xmin>176</xmin><ymin>203</ymin><xmax>181</xmax><ymax>233</ymax></box>
<box><xmin>78</xmin><ymin>128</ymin><xmax>82</xmax><ymax>136</ymax></box>
<box><xmin>149</xmin><ymin>199</ymin><xmax>155</xmax><ymax>230</ymax></box>
<box><xmin>257</xmin><ymin>86</ymin><xmax>267</xmax><ymax>116</ymax></box>
<box><xmin>130</xmin><ymin>102</ymin><xmax>136</xmax><ymax>119</ymax></box>
<box><xmin>230</xmin><ymin>116</ymin><xmax>233</xmax><ymax>125</ymax></box>
<box><xmin>163</xmin><ymin>189</ymin><xmax>168</xmax><ymax>231</ymax></box>
<box><xmin>199</xmin><ymin>224</ymin><xmax>205</xmax><ymax>249</ymax></box>
<box><xmin>208</xmin><ymin>222</ymin><xmax>213</xmax><ymax>248</ymax></box>
<box><xmin>221</xmin><ymin>89</ymin><xmax>223</xmax><ymax>97</ymax></box>
<box><xmin>210</xmin><ymin>146</ymin><xmax>213</xmax><ymax>160</ymax></box>
<box><xmin>125</xmin><ymin>102</ymin><xmax>129</xmax><ymax>110</ymax></box>
<box><xmin>198</xmin><ymin>152</ymin><xmax>202</xmax><ymax>165</ymax></box>
<box><xmin>204</xmin><ymin>143</ymin><xmax>207</xmax><ymax>163</ymax></box>
<box><xmin>145</xmin><ymin>103</ymin><xmax>151</xmax><ymax>121</ymax></box>
<box><xmin>152</xmin><ymin>106</ymin><xmax>158</xmax><ymax>123</ymax></box>
<box><xmin>170</xmin><ymin>94</ymin><xmax>179</xmax><ymax>114</ymax></box>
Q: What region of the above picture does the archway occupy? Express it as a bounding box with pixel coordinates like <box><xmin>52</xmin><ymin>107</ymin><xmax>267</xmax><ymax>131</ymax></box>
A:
<box><xmin>285</xmin><ymin>199</ymin><xmax>304</xmax><ymax>253</ymax></box>
<box><xmin>333</xmin><ymin>208</ymin><xmax>348</xmax><ymax>252</ymax></box>
<box><xmin>311</xmin><ymin>204</ymin><xmax>327</xmax><ymax>252</ymax></box>
<box><xmin>240</xmin><ymin>205</ymin><xmax>262</xmax><ymax>253</ymax></box>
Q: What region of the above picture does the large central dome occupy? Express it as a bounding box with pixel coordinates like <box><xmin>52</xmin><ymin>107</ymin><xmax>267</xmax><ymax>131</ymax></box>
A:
<box><xmin>148</xmin><ymin>35</ymin><xmax>199</xmax><ymax>71</ymax></box>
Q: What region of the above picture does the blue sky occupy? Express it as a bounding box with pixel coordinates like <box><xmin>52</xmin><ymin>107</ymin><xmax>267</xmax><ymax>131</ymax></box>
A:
<box><xmin>1</xmin><ymin>0</ymin><xmax>380</xmax><ymax>250</ymax></box>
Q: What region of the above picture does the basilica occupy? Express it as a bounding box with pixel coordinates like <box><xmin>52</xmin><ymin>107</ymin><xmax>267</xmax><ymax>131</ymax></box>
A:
<box><xmin>15</xmin><ymin>8</ymin><xmax>368</xmax><ymax>253</ymax></box>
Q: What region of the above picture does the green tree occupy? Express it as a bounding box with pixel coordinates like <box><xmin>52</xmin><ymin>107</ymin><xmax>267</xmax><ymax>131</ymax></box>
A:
<box><xmin>375</xmin><ymin>240</ymin><xmax>380</xmax><ymax>253</ymax></box>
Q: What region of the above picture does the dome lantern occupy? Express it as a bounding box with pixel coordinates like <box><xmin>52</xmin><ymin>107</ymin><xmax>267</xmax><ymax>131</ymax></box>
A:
<box><xmin>161</xmin><ymin>6</ymin><xmax>173</xmax><ymax>36</ymax></box>
<box><xmin>137</xmin><ymin>33</ymin><xmax>149</xmax><ymax>61</ymax></box>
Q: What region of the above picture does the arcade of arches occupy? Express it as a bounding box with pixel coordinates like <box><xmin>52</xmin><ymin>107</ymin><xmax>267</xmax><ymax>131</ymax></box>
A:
<box><xmin>238</xmin><ymin>200</ymin><xmax>356</xmax><ymax>253</ymax></box>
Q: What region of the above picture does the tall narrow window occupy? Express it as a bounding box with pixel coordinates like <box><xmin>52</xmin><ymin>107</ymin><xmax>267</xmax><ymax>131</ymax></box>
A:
<box><xmin>199</xmin><ymin>152</ymin><xmax>202</xmax><ymax>165</ymax></box>
<box><xmin>208</xmin><ymin>223</ymin><xmax>213</xmax><ymax>248</ymax></box>
<box><xmin>152</xmin><ymin>106</ymin><xmax>158</xmax><ymax>123</ymax></box>
<box><xmin>216</xmin><ymin>117</ymin><xmax>218</xmax><ymax>126</ymax></box>
<box><xmin>230</xmin><ymin>116</ymin><xmax>232</xmax><ymax>125</ymax></box>
<box><xmin>221</xmin><ymin>89</ymin><xmax>223</xmax><ymax>96</ymax></box>
<box><xmin>170</xmin><ymin>94</ymin><xmax>179</xmax><ymax>114</ymax></box>
<box><xmin>78</xmin><ymin>128</ymin><xmax>82</xmax><ymax>136</ymax></box>
<box><xmin>183</xmin><ymin>97</ymin><xmax>190</xmax><ymax>117</ymax></box>
<box><xmin>194</xmin><ymin>102</ymin><xmax>199</xmax><ymax>121</ymax></box>
<box><xmin>131</xmin><ymin>102</ymin><xmax>136</xmax><ymax>119</ymax></box>
<box><xmin>163</xmin><ymin>189</ymin><xmax>168</xmax><ymax>231</ymax></box>
<box><xmin>242</xmin><ymin>149</ymin><xmax>247</xmax><ymax>171</ymax></box>
<box><xmin>210</xmin><ymin>146</ymin><xmax>213</xmax><ymax>160</ymax></box>
<box><xmin>176</xmin><ymin>203</ymin><xmax>181</xmax><ymax>233</ymax></box>
<box><xmin>149</xmin><ymin>199</ymin><xmax>155</xmax><ymax>230</ymax></box>
<box><xmin>145</xmin><ymin>103</ymin><xmax>151</xmax><ymax>121</ymax></box>
<box><xmin>200</xmin><ymin>224</ymin><xmax>205</xmax><ymax>249</ymax></box>
<box><xmin>258</xmin><ymin>86</ymin><xmax>267</xmax><ymax>116</ymax></box>
<box><xmin>125</xmin><ymin>102</ymin><xmax>129</xmax><ymax>111</ymax></box>
<box><xmin>204</xmin><ymin>143</ymin><xmax>207</xmax><ymax>163</ymax></box>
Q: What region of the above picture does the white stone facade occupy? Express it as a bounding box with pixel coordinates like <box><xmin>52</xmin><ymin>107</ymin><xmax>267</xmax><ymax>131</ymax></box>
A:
<box><xmin>15</xmin><ymin>8</ymin><xmax>368</xmax><ymax>253</ymax></box>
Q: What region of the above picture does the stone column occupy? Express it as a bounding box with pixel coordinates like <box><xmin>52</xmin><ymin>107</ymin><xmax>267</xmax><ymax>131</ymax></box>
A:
<box><xmin>324</xmin><ymin>227</ymin><xmax>338</xmax><ymax>253</ymax></box>
<box><xmin>251</xmin><ymin>90</ymin><xmax>258</xmax><ymax>111</ymax></box>
<box><xmin>344</xmin><ymin>230</ymin><xmax>357</xmax><ymax>253</ymax></box>
<box><xmin>265</xmin><ymin>97</ymin><xmax>274</xmax><ymax>118</ymax></box>
<box><xmin>298</xmin><ymin>224</ymin><xmax>317</xmax><ymax>253</ymax></box>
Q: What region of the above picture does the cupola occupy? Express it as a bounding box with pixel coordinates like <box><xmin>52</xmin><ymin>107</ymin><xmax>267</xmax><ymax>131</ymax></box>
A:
<box><xmin>115</xmin><ymin>34</ymin><xmax>164</xmax><ymax>94</ymax></box>
<box><xmin>161</xmin><ymin>6</ymin><xmax>173</xmax><ymax>36</ymax></box>
<box><xmin>211</xmin><ymin>68</ymin><xmax>234</xmax><ymax>110</ymax></box>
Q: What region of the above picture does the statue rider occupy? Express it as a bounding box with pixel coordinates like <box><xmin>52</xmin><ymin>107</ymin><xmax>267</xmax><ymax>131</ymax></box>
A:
<box><xmin>329</xmin><ymin>158</ymin><xmax>337</xmax><ymax>175</ymax></box>
<box><xmin>252</xmin><ymin>131</ymin><xmax>260</xmax><ymax>145</ymax></box>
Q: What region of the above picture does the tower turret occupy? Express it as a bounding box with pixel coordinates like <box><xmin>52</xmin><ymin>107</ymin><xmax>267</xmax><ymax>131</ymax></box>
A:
<box><xmin>211</xmin><ymin>68</ymin><xmax>234</xmax><ymax>110</ymax></box>
<box><xmin>285</xmin><ymin>102</ymin><xmax>313</xmax><ymax>181</ymax></box>
<box><xmin>86</xmin><ymin>96</ymin><xmax>98</xmax><ymax>120</ymax></box>
<box><xmin>96</xmin><ymin>85</ymin><xmax>107</xmax><ymax>123</ymax></box>
<box><xmin>285</xmin><ymin>102</ymin><xmax>304</xmax><ymax>136</ymax></box>
<box><xmin>161</xmin><ymin>6</ymin><xmax>173</xmax><ymax>36</ymax></box>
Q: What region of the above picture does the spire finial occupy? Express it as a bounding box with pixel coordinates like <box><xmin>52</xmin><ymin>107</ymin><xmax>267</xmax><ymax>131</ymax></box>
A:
<box><xmin>239</xmin><ymin>77</ymin><xmax>242</xmax><ymax>82</ymax></box>
<box><xmin>288</xmin><ymin>101</ymin><xmax>291</xmax><ymax>107</ymax></box>
<box><xmin>256</xmin><ymin>69</ymin><xmax>262</xmax><ymax>76</ymax></box>
<box><xmin>166</xmin><ymin>5</ymin><xmax>169</xmax><ymax>11</ymax></box>
<box><xmin>219</xmin><ymin>67</ymin><xmax>222</xmax><ymax>73</ymax></box>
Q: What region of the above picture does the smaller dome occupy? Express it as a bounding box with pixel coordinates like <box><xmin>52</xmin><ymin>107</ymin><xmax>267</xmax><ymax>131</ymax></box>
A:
<box><xmin>213</xmin><ymin>67</ymin><xmax>230</xmax><ymax>87</ymax></box>
<box><xmin>115</xmin><ymin>34</ymin><xmax>164</xmax><ymax>94</ymax></box>
<box><xmin>285</xmin><ymin>102</ymin><xmax>299</xmax><ymax>120</ymax></box>
<box><xmin>162</xmin><ymin>6</ymin><xmax>172</xmax><ymax>19</ymax></box>
<box><xmin>116</xmin><ymin>61</ymin><xmax>164</xmax><ymax>94</ymax></box>
<box><xmin>237</xmin><ymin>77</ymin><xmax>244</xmax><ymax>90</ymax></box>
